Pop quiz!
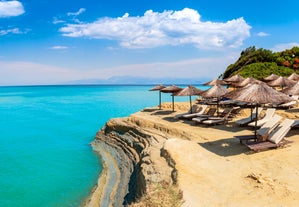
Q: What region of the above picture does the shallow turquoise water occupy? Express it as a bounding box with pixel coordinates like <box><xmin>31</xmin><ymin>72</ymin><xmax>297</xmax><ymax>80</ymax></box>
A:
<box><xmin>0</xmin><ymin>85</ymin><xmax>205</xmax><ymax>207</ymax></box>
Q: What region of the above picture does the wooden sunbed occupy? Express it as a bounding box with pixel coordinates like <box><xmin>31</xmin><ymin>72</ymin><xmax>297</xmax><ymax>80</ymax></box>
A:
<box><xmin>175</xmin><ymin>104</ymin><xmax>203</xmax><ymax>119</ymax></box>
<box><xmin>179</xmin><ymin>105</ymin><xmax>208</xmax><ymax>119</ymax></box>
<box><xmin>291</xmin><ymin>120</ymin><xmax>299</xmax><ymax>128</ymax></box>
<box><xmin>235</xmin><ymin>107</ymin><xmax>263</xmax><ymax>126</ymax></box>
<box><xmin>244</xmin><ymin>118</ymin><xmax>295</xmax><ymax>152</ymax></box>
<box><xmin>245</xmin><ymin>139</ymin><xmax>293</xmax><ymax>152</ymax></box>
<box><xmin>191</xmin><ymin>108</ymin><xmax>218</xmax><ymax>124</ymax></box>
<box><xmin>191</xmin><ymin>107</ymin><xmax>217</xmax><ymax>123</ymax></box>
<box><xmin>248</xmin><ymin>108</ymin><xmax>276</xmax><ymax>127</ymax></box>
<box><xmin>235</xmin><ymin>114</ymin><xmax>282</xmax><ymax>143</ymax></box>
<box><xmin>201</xmin><ymin>108</ymin><xmax>233</xmax><ymax>126</ymax></box>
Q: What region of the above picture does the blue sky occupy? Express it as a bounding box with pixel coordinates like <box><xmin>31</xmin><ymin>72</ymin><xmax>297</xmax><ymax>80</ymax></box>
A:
<box><xmin>1</xmin><ymin>0</ymin><xmax>299</xmax><ymax>85</ymax></box>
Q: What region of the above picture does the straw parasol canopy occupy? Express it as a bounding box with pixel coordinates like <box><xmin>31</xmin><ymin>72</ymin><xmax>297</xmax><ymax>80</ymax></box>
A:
<box><xmin>225</xmin><ymin>82</ymin><xmax>292</xmax><ymax>137</ymax></box>
<box><xmin>223</xmin><ymin>74</ymin><xmax>244</xmax><ymax>83</ymax></box>
<box><xmin>281</xmin><ymin>81</ymin><xmax>299</xmax><ymax>95</ymax></box>
<box><xmin>288</xmin><ymin>72</ymin><xmax>299</xmax><ymax>81</ymax></box>
<box><xmin>149</xmin><ymin>84</ymin><xmax>166</xmax><ymax>91</ymax></box>
<box><xmin>174</xmin><ymin>85</ymin><xmax>203</xmax><ymax>113</ymax></box>
<box><xmin>267</xmin><ymin>76</ymin><xmax>296</xmax><ymax>90</ymax></box>
<box><xmin>200</xmin><ymin>84</ymin><xmax>229</xmax><ymax>115</ymax></box>
<box><xmin>225</xmin><ymin>82</ymin><xmax>292</xmax><ymax>104</ymax></box>
<box><xmin>161</xmin><ymin>85</ymin><xmax>183</xmax><ymax>111</ymax></box>
<box><xmin>149</xmin><ymin>84</ymin><xmax>166</xmax><ymax>109</ymax></box>
<box><xmin>232</xmin><ymin>77</ymin><xmax>260</xmax><ymax>88</ymax></box>
<box><xmin>203</xmin><ymin>79</ymin><xmax>227</xmax><ymax>86</ymax></box>
<box><xmin>263</xmin><ymin>74</ymin><xmax>279</xmax><ymax>82</ymax></box>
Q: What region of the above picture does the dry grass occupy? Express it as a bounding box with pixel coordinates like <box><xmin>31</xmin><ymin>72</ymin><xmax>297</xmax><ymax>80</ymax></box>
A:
<box><xmin>129</xmin><ymin>181</ymin><xmax>184</xmax><ymax>207</ymax></box>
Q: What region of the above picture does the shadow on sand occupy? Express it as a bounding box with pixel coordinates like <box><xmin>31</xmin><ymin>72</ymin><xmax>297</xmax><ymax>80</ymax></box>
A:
<box><xmin>198</xmin><ymin>137</ymin><xmax>249</xmax><ymax>157</ymax></box>
<box><xmin>142</xmin><ymin>108</ymin><xmax>161</xmax><ymax>112</ymax></box>
<box><xmin>151</xmin><ymin>110</ymin><xmax>175</xmax><ymax>116</ymax></box>
<box><xmin>286</xmin><ymin>108</ymin><xmax>299</xmax><ymax>113</ymax></box>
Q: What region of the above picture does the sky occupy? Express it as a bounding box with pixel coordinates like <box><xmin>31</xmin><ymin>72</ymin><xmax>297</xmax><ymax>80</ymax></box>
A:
<box><xmin>1</xmin><ymin>0</ymin><xmax>299</xmax><ymax>85</ymax></box>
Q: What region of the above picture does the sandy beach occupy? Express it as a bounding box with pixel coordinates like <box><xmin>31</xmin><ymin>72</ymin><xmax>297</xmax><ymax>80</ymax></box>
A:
<box><xmin>89</xmin><ymin>101</ymin><xmax>299</xmax><ymax>207</ymax></box>
<box><xmin>149</xmin><ymin>102</ymin><xmax>299</xmax><ymax>206</ymax></box>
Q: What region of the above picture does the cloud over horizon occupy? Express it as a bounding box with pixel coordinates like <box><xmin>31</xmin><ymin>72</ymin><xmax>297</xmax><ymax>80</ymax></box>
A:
<box><xmin>0</xmin><ymin>0</ymin><xmax>24</xmax><ymax>17</ymax></box>
<box><xmin>59</xmin><ymin>8</ymin><xmax>251</xmax><ymax>49</ymax></box>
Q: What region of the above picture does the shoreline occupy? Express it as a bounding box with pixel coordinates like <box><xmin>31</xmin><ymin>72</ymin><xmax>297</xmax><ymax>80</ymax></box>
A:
<box><xmin>85</xmin><ymin>102</ymin><xmax>299</xmax><ymax>206</ymax></box>
<box><xmin>83</xmin><ymin>139</ymin><xmax>124</xmax><ymax>207</ymax></box>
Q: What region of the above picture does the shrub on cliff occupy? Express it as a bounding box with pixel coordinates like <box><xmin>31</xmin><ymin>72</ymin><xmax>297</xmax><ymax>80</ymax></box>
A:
<box><xmin>129</xmin><ymin>181</ymin><xmax>183</xmax><ymax>207</ymax></box>
<box><xmin>222</xmin><ymin>46</ymin><xmax>299</xmax><ymax>79</ymax></box>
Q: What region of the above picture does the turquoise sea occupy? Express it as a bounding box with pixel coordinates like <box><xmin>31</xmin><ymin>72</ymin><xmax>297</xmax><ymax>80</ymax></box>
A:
<box><xmin>0</xmin><ymin>85</ymin><xmax>205</xmax><ymax>207</ymax></box>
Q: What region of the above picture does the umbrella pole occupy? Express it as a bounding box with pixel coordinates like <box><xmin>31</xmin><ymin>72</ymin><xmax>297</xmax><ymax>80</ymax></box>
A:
<box><xmin>159</xmin><ymin>91</ymin><xmax>162</xmax><ymax>110</ymax></box>
<box><xmin>189</xmin><ymin>96</ymin><xmax>192</xmax><ymax>113</ymax></box>
<box><xmin>254</xmin><ymin>104</ymin><xmax>258</xmax><ymax>138</ymax></box>
<box><xmin>172</xmin><ymin>94</ymin><xmax>174</xmax><ymax>112</ymax></box>
<box><xmin>217</xmin><ymin>98</ymin><xmax>219</xmax><ymax>116</ymax></box>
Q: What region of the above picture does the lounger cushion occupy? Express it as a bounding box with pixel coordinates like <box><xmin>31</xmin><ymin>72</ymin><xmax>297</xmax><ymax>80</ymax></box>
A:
<box><xmin>268</xmin><ymin>119</ymin><xmax>294</xmax><ymax>144</ymax></box>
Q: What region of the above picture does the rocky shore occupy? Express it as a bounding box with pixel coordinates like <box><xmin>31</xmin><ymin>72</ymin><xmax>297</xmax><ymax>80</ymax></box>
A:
<box><xmin>84</xmin><ymin>102</ymin><xmax>299</xmax><ymax>207</ymax></box>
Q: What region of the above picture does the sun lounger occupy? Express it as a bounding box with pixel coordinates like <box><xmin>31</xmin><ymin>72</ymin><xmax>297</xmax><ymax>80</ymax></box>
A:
<box><xmin>291</xmin><ymin>120</ymin><xmax>299</xmax><ymax>128</ymax></box>
<box><xmin>248</xmin><ymin>108</ymin><xmax>276</xmax><ymax>127</ymax></box>
<box><xmin>235</xmin><ymin>114</ymin><xmax>282</xmax><ymax>143</ymax></box>
<box><xmin>269</xmin><ymin>100</ymin><xmax>297</xmax><ymax>109</ymax></box>
<box><xmin>191</xmin><ymin>107</ymin><xmax>217</xmax><ymax>123</ymax></box>
<box><xmin>244</xmin><ymin>118</ymin><xmax>294</xmax><ymax>152</ymax></box>
<box><xmin>180</xmin><ymin>105</ymin><xmax>208</xmax><ymax>119</ymax></box>
<box><xmin>229</xmin><ymin>106</ymin><xmax>242</xmax><ymax>118</ymax></box>
<box><xmin>175</xmin><ymin>104</ymin><xmax>203</xmax><ymax>118</ymax></box>
<box><xmin>201</xmin><ymin>108</ymin><xmax>233</xmax><ymax>126</ymax></box>
<box><xmin>235</xmin><ymin>107</ymin><xmax>263</xmax><ymax>126</ymax></box>
<box><xmin>245</xmin><ymin>139</ymin><xmax>293</xmax><ymax>152</ymax></box>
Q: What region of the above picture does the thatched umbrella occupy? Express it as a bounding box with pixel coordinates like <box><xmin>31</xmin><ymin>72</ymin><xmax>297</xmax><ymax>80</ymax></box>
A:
<box><xmin>282</xmin><ymin>81</ymin><xmax>299</xmax><ymax>95</ymax></box>
<box><xmin>225</xmin><ymin>82</ymin><xmax>292</xmax><ymax>137</ymax></box>
<box><xmin>288</xmin><ymin>72</ymin><xmax>299</xmax><ymax>81</ymax></box>
<box><xmin>233</xmin><ymin>77</ymin><xmax>260</xmax><ymax>88</ymax></box>
<box><xmin>223</xmin><ymin>74</ymin><xmax>244</xmax><ymax>83</ymax></box>
<box><xmin>203</xmin><ymin>79</ymin><xmax>227</xmax><ymax>86</ymax></box>
<box><xmin>224</xmin><ymin>74</ymin><xmax>244</xmax><ymax>90</ymax></box>
<box><xmin>267</xmin><ymin>76</ymin><xmax>296</xmax><ymax>90</ymax></box>
<box><xmin>200</xmin><ymin>84</ymin><xmax>229</xmax><ymax>115</ymax></box>
<box><xmin>149</xmin><ymin>84</ymin><xmax>166</xmax><ymax>109</ymax></box>
<box><xmin>263</xmin><ymin>74</ymin><xmax>279</xmax><ymax>82</ymax></box>
<box><xmin>174</xmin><ymin>85</ymin><xmax>203</xmax><ymax>113</ymax></box>
<box><xmin>161</xmin><ymin>85</ymin><xmax>183</xmax><ymax>111</ymax></box>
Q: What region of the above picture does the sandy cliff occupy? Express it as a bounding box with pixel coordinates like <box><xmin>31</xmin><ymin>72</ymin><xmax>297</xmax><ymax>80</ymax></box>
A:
<box><xmin>85</xmin><ymin>102</ymin><xmax>299</xmax><ymax>207</ymax></box>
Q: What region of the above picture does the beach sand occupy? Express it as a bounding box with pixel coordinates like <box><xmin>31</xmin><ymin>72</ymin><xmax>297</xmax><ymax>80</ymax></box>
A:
<box><xmin>138</xmin><ymin>102</ymin><xmax>299</xmax><ymax>207</ymax></box>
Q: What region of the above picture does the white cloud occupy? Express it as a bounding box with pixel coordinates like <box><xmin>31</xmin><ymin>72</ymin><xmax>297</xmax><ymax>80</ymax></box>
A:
<box><xmin>50</xmin><ymin>45</ymin><xmax>68</xmax><ymax>50</ymax></box>
<box><xmin>271</xmin><ymin>42</ymin><xmax>299</xmax><ymax>52</ymax></box>
<box><xmin>53</xmin><ymin>17</ymin><xmax>65</xmax><ymax>24</ymax></box>
<box><xmin>257</xmin><ymin>32</ymin><xmax>270</xmax><ymax>37</ymax></box>
<box><xmin>67</xmin><ymin>8</ymin><xmax>86</xmax><ymax>16</ymax></box>
<box><xmin>59</xmin><ymin>8</ymin><xmax>251</xmax><ymax>49</ymax></box>
<box><xmin>0</xmin><ymin>0</ymin><xmax>24</xmax><ymax>17</ymax></box>
<box><xmin>0</xmin><ymin>53</ymin><xmax>238</xmax><ymax>85</ymax></box>
<box><xmin>0</xmin><ymin>27</ymin><xmax>22</xmax><ymax>36</ymax></box>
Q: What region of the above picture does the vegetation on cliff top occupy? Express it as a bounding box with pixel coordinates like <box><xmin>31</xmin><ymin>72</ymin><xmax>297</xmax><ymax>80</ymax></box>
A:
<box><xmin>129</xmin><ymin>181</ymin><xmax>183</xmax><ymax>207</ymax></box>
<box><xmin>222</xmin><ymin>46</ymin><xmax>299</xmax><ymax>79</ymax></box>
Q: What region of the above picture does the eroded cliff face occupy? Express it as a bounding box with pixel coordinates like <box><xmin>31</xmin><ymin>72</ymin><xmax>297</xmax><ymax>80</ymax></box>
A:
<box><xmin>89</xmin><ymin>111</ymin><xmax>180</xmax><ymax>207</ymax></box>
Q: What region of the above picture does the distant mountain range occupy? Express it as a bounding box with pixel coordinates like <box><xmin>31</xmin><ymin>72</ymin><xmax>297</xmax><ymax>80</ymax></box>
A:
<box><xmin>64</xmin><ymin>76</ymin><xmax>209</xmax><ymax>85</ymax></box>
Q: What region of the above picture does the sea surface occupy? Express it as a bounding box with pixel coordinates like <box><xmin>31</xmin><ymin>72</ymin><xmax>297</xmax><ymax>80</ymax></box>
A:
<box><xmin>0</xmin><ymin>85</ymin><xmax>207</xmax><ymax>207</ymax></box>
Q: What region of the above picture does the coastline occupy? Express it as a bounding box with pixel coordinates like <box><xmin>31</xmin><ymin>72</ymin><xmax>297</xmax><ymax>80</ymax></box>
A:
<box><xmin>83</xmin><ymin>140</ymin><xmax>120</xmax><ymax>207</ymax></box>
<box><xmin>85</xmin><ymin>102</ymin><xmax>299</xmax><ymax>206</ymax></box>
